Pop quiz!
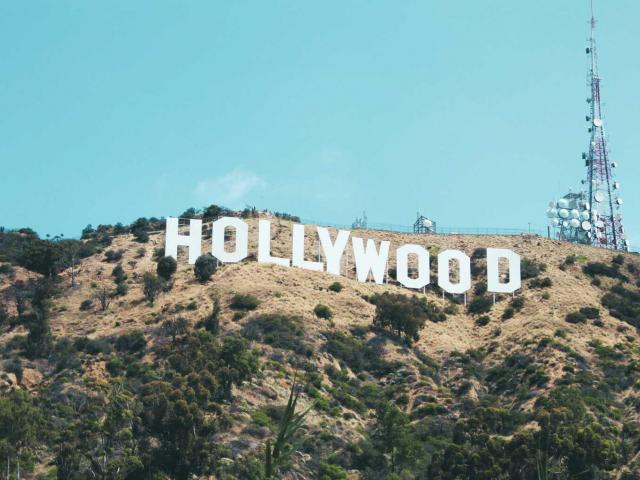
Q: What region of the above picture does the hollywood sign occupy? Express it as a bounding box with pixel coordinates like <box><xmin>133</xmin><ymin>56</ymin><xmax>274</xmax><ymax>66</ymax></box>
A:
<box><xmin>165</xmin><ymin>217</ymin><xmax>521</xmax><ymax>294</ymax></box>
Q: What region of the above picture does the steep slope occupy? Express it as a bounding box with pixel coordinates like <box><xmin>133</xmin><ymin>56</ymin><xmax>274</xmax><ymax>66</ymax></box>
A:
<box><xmin>1</xmin><ymin>215</ymin><xmax>640</xmax><ymax>479</ymax></box>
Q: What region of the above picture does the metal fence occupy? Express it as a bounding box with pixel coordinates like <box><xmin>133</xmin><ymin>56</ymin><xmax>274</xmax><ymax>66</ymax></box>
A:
<box><xmin>300</xmin><ymin>217</ymin><xmax>639</xmax><ymax>253</ymax></box>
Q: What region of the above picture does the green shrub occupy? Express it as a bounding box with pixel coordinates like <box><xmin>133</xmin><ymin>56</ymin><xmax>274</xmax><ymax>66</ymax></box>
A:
<box><xmin>115</xmin><ymin>282</ymin><xmax>128</xmax><ymax>297</ymax></box>
<box><xmin>579</xmin><ymin>306</ymin><xmax>600</xmax><ymax>319</ymax></box>
<box><xmin>79</xmin><ymin>299</ymin><xmax>93</xmax><ymax>311</ymax></box>
<box><xmin>104</xmin><ymin>249</ymin><xmax>123</xmax><ymax>262</ymax></box>
<box><xmin>142</xmin><ymin>272</ymin><xmax>163</xmax><ymax>304</ymax></box>
<box><xmin>156</xmin><ymin>255</ymin><xmax>177</xmax><ymax>280</ymax></box>
<box><xmin>243</xmin><ymin>314</ymin><xmax>311</xmax><ymax>355</ymax></box>
<box><xmin>186</xmin><ymin>301</ymin><xmax>198</xmax><ymax>311</ymax></box>
<box><xmin>510</xmin><ymin>296</ymin><xmax>525</xmax><ymax>311</ymax></box>
<box><xmin>475</xmin><ymin>315</ymin><xmax>491</xmax><ymax>326</ymax></box>
<box><xmin>502</xmin><ymin>307</ymin><xmax>515</xmax><ymax>320</ymax></box>
<box><xmin>612</xmin><ymin>254</ymin><xmax>624</xmax><ymax>265</ymax></box>
<box><xmin>468</xmin><ymin>295</ymin><xmax>492</xmax><ymax>315</ymax></box>
<box><xmin>521</xmin><ymin>259</ymin><xmax>546</xmax><ymax>279</ymax></box>
<box><xmin>318</xmin><ymin>462</ymin><xmax>348</xmax><ymax>480</ymax></box>
<box><xmin>230</xmin><ymin>293</ymin><xmax>259</xmax><ymax>310</ymax></box>
<box><xmin>194</xmin><ymin>254</ymin><xmax>217</xmax><ymax>282</ymax></box>
<box><xmin>444</xmin><ymin>303</ymin><xmax>459</xmax><ymax>315</ymax></box>
<box><xmin>529</xmin><ymin>277</ymin><xmax>552</xmax><ymax>289</ymax></box>
<box><xmin>115</xmin><ymin>330</ymin><xmax>146</xmax><ymax>353</ymax></box>
<box><xmin>371</xmin><ymin>292</ymin><xmax>444</xmax><ymax>342</ymax></box>
<box><xmin>111</xmin><ymin>264</ymin><xmax>126</xmax><ymax>283</ymax></box>
<box><xmin>474</xmin><ymin>280</ymin><xmax>488</xmax><ymax>296</ymax></box>
<box><xmin>328</xmin><ymin>281</ymin><xmax>343</xmax><ymax>293</ymax></box>
<box><xmin>314</xmin><ymin>304</ymin><xmax>333</xmax><ymax>320</ymax></box>
<box><xmin>583</xmin><ymin>262</ymin><xmax>627</xmax><ymax>281</ymax></box>
<box><xmin>566</xmin><ymin>311</ymin><xmax>587</xmax><ymax>324</ymax></box>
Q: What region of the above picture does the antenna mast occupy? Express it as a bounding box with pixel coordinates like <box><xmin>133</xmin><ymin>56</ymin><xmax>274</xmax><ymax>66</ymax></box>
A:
<box><xmin>584</xmin><ymin>0</ymin><xmax>627</xmax><ymax>250</ymax></box>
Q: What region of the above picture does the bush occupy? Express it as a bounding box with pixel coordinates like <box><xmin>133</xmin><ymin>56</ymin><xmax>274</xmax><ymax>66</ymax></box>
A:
<box><xmin>142</xmin><ymin>272</ymin><xmax>163</xmax><ymax>304</ymax></box>
<box><xmin>371</xmin><ymin>292</ymin><xmax>444</xmax><ymax>342</ymax></box>
<box><xmin>583</xmin><ymin>262</ymin><xmax>627</xmax><ymax>281</ymax></box>
<box><xmin>612</xmin><ymin>254</ymin><xmax>624</xmax><ymax>265</ymax></box>
<box><xmin>194</xmin><ymin>254</ymin><xmax>217</xmax><ymax>282</ymax></box>
<box><xmin>115</xmin><ymin>330</ymin><xmax>146</xmax><ymax>353</ymax></box>
<box><xmin>566</xmin><ymin>311</ymin><xmax>587</xmax><ymax>324</ymax></box>
<box><xmin>521</xmin><ymin>259</ymin><xmax>546</xmax><ymax>279</ymax></box>
<box><xmin>579</xmin><ymin>306</ymin><xmax>600</xmax><ymax>319</ymax></box>
<box><xmin>156</xmin><ymin>255</ymin><xmax>177</xmax><ymax>280</ymax></box>
<box><xmin>328</xmin><ymin>282</ymin><xmax>343</xmax><ymax>293</ymax></box>
<box><xmin>243</xmin><ymin>314</ymin><xmax>311</xmax><ymax>355</ymax></box>
<box><xmin>476</xmin><ymin>315</ymin><xmax>491</xmax><ymax>326</ymax></box>
<box><xmin>474</xmin><ymin>280</ymin><xmax>488</xmax><ymax>296</ymax></box>
<box><xmin>502</xmin><ymin>307</ymin><xmax>515</xmax><ymax>320</ymax></box>
<box><xmin>529</xmin><ymin>277</ymin><xmax>552</xmax><ymax>289</ymax></box>
<box><xmin>111</xmin><ymin>264</ymin><xmax>126</xmax><ymax>284</ymax></box>
<box><xmin>230</xmin><ymin>294</ymin><xmax>259</xmax><ymax>311</ymax></box>
<box><xmin>314</xmin><ymin>304</ymin><xmax>333</xmax><ymax>320</ymax></box>
<box><xmin>468</xmin><ymin>295</ymin><xmax>493</xmax><ymax>315</ymax></box>
<box><xmin>79</xmin><ymin>299</ymin><xmax>93</xmax><ymax>311</ymax></box>
<box><xmin>104</xmin><ymin>250</ymin><xmax>123</xmax><ymax>263</ymax></box>
<box><xmin>203</xmin><ymin>298</ymin><xmax>221</xmax><ymax>334</ymax></box>
<box><xmin>115</xmin><ymin>282</ymin><xmax>128</xmax><ymax>297</ymax></box>
<box><xmin>510</xmin><ymin>296</ymin><xmax>525</xmax><ymax>311</ymax></box>
<box><xmin>319</xmin><ymin>463</ymin><xmax>348</xmax><ymax>480</ymax></box>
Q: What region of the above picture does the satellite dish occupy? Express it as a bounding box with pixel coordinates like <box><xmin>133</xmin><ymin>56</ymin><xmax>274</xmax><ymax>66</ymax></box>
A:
<box><xmin>552</xmin><ymin>218</ymin><xmax>560</xmax><ymax>226</ymax></box>
<box><xmin>559</xmin><ymin>209</ymin><xmax>570</xmax><ymax>219</ymax></box>
<box><xmin>613</xmin><ymin>182</ymin><xmax>620</xmax><ymax>189</ymax></box>
<box><xmin>594</xmin><ymin>191</ymin><xmax>605</xmax><ymax>203</ymax></box>
<box><xmin>580</xmin><ymin>211</ymin><xmax>590</xmax><ymax>221</ymax></box>
<box><xmin>596</xmin><ymin>220</ymin><xmax>605</xmax><ymax>229</ymax></box>
<box><xmin>616</xmin><ymin>198</ymin><xmax>623</xmax><ymax>205</ymax></box>
<box><xmin>581</xmin><ymin>221</ymin><xmax>592</xmax><ymax>231</ymax></box>
<box><xmin>547</xmin><ymin>208</ymin><xmax>558</xmax><ymax>218</ymax></box>
<box><xmin>570</xmin><ymin>218</ymin><xmax>581</xmax><ymax>228</ymax></box>
<box><xmin>548</xmin><ymin>201</ymin><xmax>555</xmax><ymax>208</ymax></box>
<box><xmin>612</xmin><ymin>162</ymin><xmax>618</xmax><ymax>168</ymax></box>
<box><xmin>558</xmin><ymin>198</ymin><xmax>570</xmax><ymax>209</ymax></box>
<box><xmin>562</xmin><ymin>220</ymin><xmax>569</xmax><ymax>227</ymax></box>
<box><xmin>570</xmin><ymin>209</ymin><xmax>580</xmax><ymax>219</ymax></box>
<box><xmin>593</xmin><ymin>118</ymin><xmax>603</xmax><ymax>127</ymax></box>
<box><xmin>422</xmin><ymin>219</ymin><xmax>433</xmax><ymax>228</ymax></box>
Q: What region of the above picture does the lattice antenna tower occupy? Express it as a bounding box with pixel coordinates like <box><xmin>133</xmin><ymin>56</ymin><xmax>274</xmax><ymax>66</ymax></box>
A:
<box><xmin>583</xmin><ymin>0</ymin><xmax>627</xmax><ymax>250</ymax></box>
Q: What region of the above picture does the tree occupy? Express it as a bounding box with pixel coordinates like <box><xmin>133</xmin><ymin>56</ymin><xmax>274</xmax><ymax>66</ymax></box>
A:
<box><xmin>0</xmin><ymin>390</ymin><xmax>41</xmax><ymax>478</ymax></box>
<box><xmin>371</xmin><ymin>293</ymin><xmax>439</xmax><ymax>342</ymax></box>
<box><xmin>24</xmin><ymin>279</ymin><xmax>54</xmax><ymax>358</ymax></box>
<box><xmin>156</xmin><ymin>256</ymin><xmax>177</xmax><ymax>280</ymax></box>
<box><xmin>142</xmin><ymin>272</ymin><xmax>163</xmax><ymax>304</ymax></box>
<box><xmin>194</xmin><ymin>254</ymin><xmax>217</xmax><ymax>283</ymax></box>
<box><xmin>94</xmin><ymin>286</ymin><xmax>113</xmax><ymax>311</ymax></box>
<box><xmin>203</xmin><ymin>298</ymin><xmax>221</xmax><ymax>335</ymax></box>
<box><xmin>162</xmin><ymin>317</ymin><xmax>189</xmax><ymax>343</ymax></box>
<box><xmin>111</xmin><ymin>264</ymin><xmax>126</xmax><ymax>284</ymax></box>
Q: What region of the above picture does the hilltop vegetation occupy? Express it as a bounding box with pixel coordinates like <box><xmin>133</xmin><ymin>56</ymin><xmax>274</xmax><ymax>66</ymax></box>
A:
<box><xmin>1</xmin><ymin>206</ymin><xmax>640</xmax><ymax>479</ymax></box>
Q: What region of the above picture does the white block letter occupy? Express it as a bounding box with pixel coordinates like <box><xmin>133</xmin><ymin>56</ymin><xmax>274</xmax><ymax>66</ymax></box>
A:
<box><xmin>258</xmin><ymin>220</ymin><xmax>290</xmax><ymax>267</ymax></box>
<box><xmin>165</xmin><ymin>217</ymin><xmax>202</xmax><ymax>265</ymax></box>
<box><xmin>487</xmin><ymin>248</ymin><xmax>521</xmax><ymax>293</ymax></box>
<box><xmin>317</xmin><ymin>227</ymin><xmax>350</xmax><ymax>275</ymax></box>
<box><xmin>396</xmin><ymin>244</ymin><xmax>430</xmax><ymax>289</ymax></box>
<box><xmin>211</xmin><ymin>217</ymin><xmax>248</xmax><ymax>263</ymax></box>
<box><xmin>292</xmin><ymin>224</ymin><xmax>323</xmax><ymax>272</ymax></box>
<box><xmin>437</xmin><ymin>250</ymin><xmax>471</xmax><ymax>294</ymax></box>
<box><xmin>352</xmin><ymin>237</ymin><xmax>390</xmax><ymax>284</ymax></box>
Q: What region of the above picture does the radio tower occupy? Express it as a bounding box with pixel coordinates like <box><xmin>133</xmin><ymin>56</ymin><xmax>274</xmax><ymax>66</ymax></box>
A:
<box><xmin>583</xmin><ymin>0</ymin><xmax>627</xmax><ymax>250</ymax></box>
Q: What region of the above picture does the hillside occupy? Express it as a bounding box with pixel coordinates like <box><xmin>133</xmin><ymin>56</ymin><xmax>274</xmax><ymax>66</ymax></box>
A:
<box><xmin>1</xmin><ymin>213</ymin><xmax>640</xmax><ymax>479</ymax></box>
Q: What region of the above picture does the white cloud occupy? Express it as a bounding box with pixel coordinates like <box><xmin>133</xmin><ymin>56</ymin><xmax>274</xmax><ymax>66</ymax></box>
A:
<box><xmin>194</xmin><ymin>169</ymin><xmax>266</xmax><ymax>206</ymax></box>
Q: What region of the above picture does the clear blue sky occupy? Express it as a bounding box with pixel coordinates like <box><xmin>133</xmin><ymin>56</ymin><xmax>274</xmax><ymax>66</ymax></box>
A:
<box><xmin>1</xmin><ymin>1</ymin><xmax>638</xmax><ymax>246</ymax></box>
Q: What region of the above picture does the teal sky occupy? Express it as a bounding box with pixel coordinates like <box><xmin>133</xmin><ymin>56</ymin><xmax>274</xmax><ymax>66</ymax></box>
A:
<box><xmin>1</xmin><ymin>1</ymin><xmax>638</xmax><ymax>247</ymax></box>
